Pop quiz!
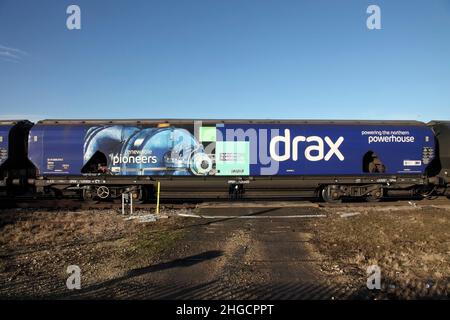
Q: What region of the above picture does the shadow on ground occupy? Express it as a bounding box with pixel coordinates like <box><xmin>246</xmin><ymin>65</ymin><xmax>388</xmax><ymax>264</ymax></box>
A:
<box><xmin>52</xmin><ymin>250</ymin><xmax>224</xmax><ymax>299</ymax></box>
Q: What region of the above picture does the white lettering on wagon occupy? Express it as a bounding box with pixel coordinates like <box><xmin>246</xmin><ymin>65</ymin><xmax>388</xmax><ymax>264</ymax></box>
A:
<box><xmin>361</xmin><ymin>130</ymin><xmax>415</xmax><ymax>144</ymax></box>
<box><xmin>269</xmin><ymin>129</ymin><xmax>344</xmax><ymax>162</ymax></box>
<box><xmin>110</xmin><ymin>152</ymin><xmax>157</xmax><ymax>166</ymax></box>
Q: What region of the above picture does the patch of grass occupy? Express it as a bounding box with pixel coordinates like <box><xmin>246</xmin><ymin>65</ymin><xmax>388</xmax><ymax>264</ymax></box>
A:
<box><xmin>309</xmin><ymin>208</ymin><xmax>450</xmax><ymax>298</ymax></box>
<box><xmin>134</xmin><ymin>228</ymin><xmax>184</xmax><ymax>259</ymax></box>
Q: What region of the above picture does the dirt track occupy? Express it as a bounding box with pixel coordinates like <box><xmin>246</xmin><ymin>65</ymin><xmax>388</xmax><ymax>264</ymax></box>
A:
<box><xmin>0</xmin><ymin>202</ymin><xmax>449</xmax><ymax>299</ymax></box>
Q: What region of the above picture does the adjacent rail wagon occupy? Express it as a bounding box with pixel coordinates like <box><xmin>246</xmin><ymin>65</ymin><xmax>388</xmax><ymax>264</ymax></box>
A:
<box><xmin>0</xmin><ymin>120</ymin><xmax>35</xmax><ymax>196</ymax></box>
<box><xmin>429</xmin><ymin>121</ymin><xmax>450</xmax><ymax>182</ymax></box>
<box><xmin>21</xmin><ymin>119</ymin><xmax>448</xmax><ymax>202</ymax></box>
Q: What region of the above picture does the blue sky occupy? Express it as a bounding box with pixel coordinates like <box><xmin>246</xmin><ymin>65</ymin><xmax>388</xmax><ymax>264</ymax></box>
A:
<box><xmin>0</xmin><ymin>0</ymin><xmax>449</xmax><ymax>121</ymax></box>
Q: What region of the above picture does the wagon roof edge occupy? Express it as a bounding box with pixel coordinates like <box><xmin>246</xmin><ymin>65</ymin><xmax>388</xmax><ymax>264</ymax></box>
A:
<box><xmin>34</xmin><ymin>119</ymin><xmax>428</xmax><ymax>126</ymax></box>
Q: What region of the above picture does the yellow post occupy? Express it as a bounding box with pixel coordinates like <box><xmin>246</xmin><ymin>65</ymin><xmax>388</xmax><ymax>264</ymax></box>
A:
<box><xmin>156</xmin><ymin>181</ymin><xmax>160</xmax><ymax>215</ymax></box>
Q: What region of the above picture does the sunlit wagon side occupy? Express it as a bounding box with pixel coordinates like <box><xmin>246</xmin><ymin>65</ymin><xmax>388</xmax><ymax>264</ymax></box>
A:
<box><xmin>25</xmin><ymin>119</ymin><xmax>445</xmax><ymax>202</ymax></box>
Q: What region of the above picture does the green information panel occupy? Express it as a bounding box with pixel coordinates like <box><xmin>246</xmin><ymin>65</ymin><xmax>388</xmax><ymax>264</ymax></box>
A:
<box><xmin>215</xmin><ymin>141</ymin><xmax>250</xmax><ymax>176</ymax></box>
<box><xmin>199</xmin><ymin>127</ymin><xmax>217</xmax><ymax>142</ymax></box>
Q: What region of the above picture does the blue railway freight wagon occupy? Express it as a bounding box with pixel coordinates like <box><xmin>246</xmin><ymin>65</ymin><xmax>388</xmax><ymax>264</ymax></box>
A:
<box><xmin>27</xmin><ymin>119</ymin><xmax>441</xmax><ymax>202</ymax></box>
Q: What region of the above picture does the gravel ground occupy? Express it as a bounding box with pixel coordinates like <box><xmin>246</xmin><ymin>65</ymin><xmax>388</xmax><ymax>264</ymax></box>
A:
<box><xmin>0</xmin><ymin>203</ymin><xmax>449</xmax><ymax>299</ymax></box>
<box><xmin>309</xmin><ymin>206</ymin><xmax>450</xmax><ymax>299</ymax></box>
<box><xmin>0</xmin><ymin>208</ymin><xmax>185</xmax><ymax>298</ymax></box>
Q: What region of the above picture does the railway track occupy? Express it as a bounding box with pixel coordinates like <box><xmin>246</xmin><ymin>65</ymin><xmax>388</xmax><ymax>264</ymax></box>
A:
<box><xmin>1</xmin><ymin>196</ymin><xmax>449</xmax><ymax>210</ymax></box>
<box><xmin>0</xmin><ymin>198</ymin><xmax>197</xmax><ymax>210</ymax></box>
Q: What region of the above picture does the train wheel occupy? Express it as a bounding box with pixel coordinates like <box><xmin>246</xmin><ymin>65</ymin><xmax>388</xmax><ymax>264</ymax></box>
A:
<box><xmin>321</xmin><ymin>185</ymin><xmax>342</xmax><ymax>203</ymax></box>
<box><xmin>418</xmin><ymin>186</ymin><xmax>438</xmax><ymax>200</ymax></box>
<box><xmin>133</xmin><ymin>187</ymin><xmax>150</xmax><ymax>204</ymax></box>
<box><xmin>82</xmin><ymin>188</ymin><xmax>94</xmax><ymax>199</ymax></box>
<box><xmin>82</xmin><ymin>188</ymin><xmax>98</xmax><ymax>204</ymax></box>
<box><xmin>365</xmin><ymin>188</ymin><xmax>383</xmax><ymax>202</ymax></box>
